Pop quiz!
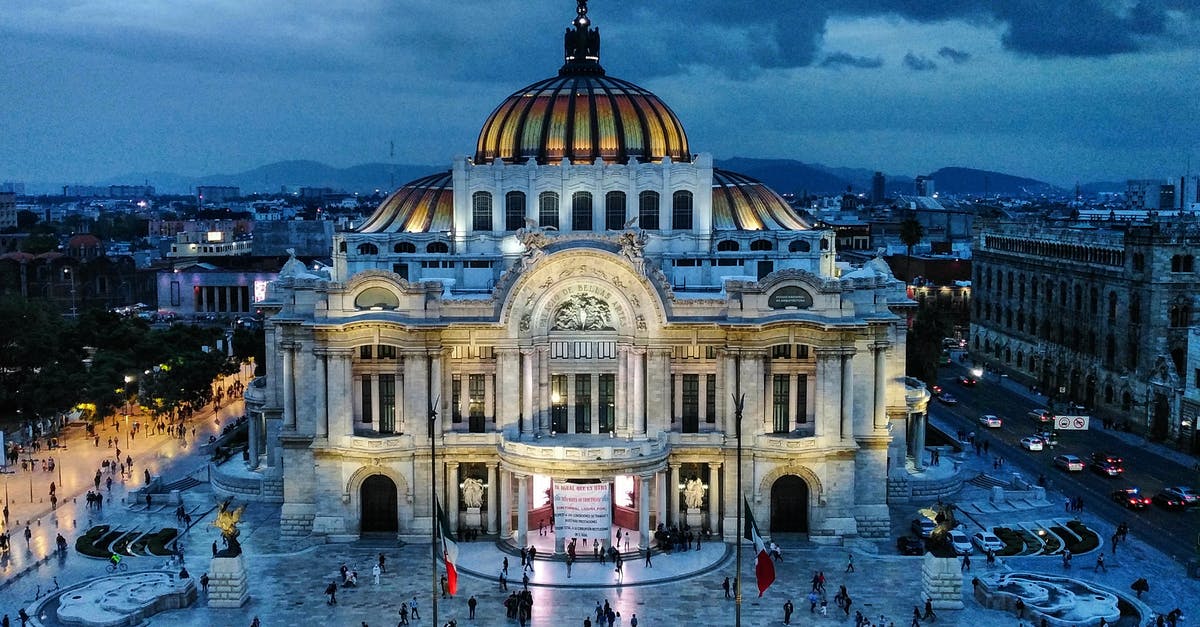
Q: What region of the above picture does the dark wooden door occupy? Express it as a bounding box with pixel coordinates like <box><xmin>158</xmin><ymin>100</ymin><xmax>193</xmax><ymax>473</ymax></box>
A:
<box><xmin>361</xmin><ymin>474</ymin><xmax>398</xmax><ymax>533</ymax></box>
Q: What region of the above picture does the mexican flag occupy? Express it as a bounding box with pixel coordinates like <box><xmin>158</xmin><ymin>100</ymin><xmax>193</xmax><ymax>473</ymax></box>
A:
<box><xmin>436</xmin><ymin>499</ymin><xmax>459</xmax><ymax>596</ymax></box>
<box><xmin>743</xmin><ymin>497</ymin><xmax>775</xmax><ymax>596</ymax></box>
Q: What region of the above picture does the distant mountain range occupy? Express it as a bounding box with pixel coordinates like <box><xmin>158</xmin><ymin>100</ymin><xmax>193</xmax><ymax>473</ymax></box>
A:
<box><xmin>88</xmin><ymin>158</ymin><xmax>1070</xmax><ymax>197</ymax></box>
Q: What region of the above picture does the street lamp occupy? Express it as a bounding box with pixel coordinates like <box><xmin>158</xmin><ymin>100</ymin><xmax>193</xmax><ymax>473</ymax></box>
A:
<box><xmin>124</xmin><ymin>375</ymin><xmax>135</xmax><ymax>452</ymax></box>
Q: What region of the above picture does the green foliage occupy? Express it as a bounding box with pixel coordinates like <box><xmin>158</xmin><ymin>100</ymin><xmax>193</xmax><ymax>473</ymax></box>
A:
<box><xmin>232</xmin><ymin>327</ymin><xmax>265</xmax><ymax>372</ymax></box>
<box><xmin>1064</xmin><ymin>521</ymin><xmax>1099</xmax><ymax>554</ymax></box>
<box><xmin>20</xmin><ymin>233</ymin><xmax>59</xmax><ymax>254</ymax></box>
<box><xmin>907</xmin><ymin>302</ymin><xmax>951</xmax><ymax>382</ymax></box>
<box><xmin>991</xmin><ymin>527</ymin><xmax>1026</xmax><ymax>556</ymax></box>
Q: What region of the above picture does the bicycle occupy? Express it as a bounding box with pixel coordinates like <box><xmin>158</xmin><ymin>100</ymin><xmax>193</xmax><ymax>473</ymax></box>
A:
<box><xmin>106</xmin><ymin>559</ymin><xmax>129</xmax><ymax>573</ymax></box>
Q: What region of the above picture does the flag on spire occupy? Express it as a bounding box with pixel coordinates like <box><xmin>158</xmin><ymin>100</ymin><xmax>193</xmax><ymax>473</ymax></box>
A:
<box><xmin>436</xmin><ymin>499</ymin><xmax>459</xmax><ymax>596</ymax></box>
<box><xmin>743</xmin><ymin>497</ymin><xmax>775</xmax><ymax>596</ymax></box>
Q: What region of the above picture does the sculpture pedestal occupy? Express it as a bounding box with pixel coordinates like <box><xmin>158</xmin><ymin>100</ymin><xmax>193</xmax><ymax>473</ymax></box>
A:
<box><xmin>207</xmin><ymin>554</ymin><xmax>250</xmax><ymax>608</ymax></box>
<box><xmin>464</xmin><ymin>507</ymin><xmax>482</xmax><ymax>530</ymax></box>
<box><xmin>685</xmin><ymin>507</ymin><xmax>703</xmax><ymax>529</ymax></box>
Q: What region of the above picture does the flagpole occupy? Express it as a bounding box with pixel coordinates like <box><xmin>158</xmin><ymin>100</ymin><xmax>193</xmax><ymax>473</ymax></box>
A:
<box><xmin>733</xmin><ymin>391</ymin><xmax>745</xmax><ymax>627</ymax></box>
<box><xmin>430</xmin><ymin>396</ymin><xmax>440</xmax><ymax>626</ymax></box>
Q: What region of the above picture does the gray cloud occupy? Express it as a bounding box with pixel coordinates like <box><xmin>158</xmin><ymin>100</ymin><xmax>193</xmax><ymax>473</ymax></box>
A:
<box><xmin>903</xmin><ymin>52</ymin><xmax>938</xmax><ymax>71</ymax></box>
<box><xmin>937</xmin><ymin>47</ymin><xmax>971</xmax><ymax>63</ymax></box>
<box><xmin>820</xmin><ymin>52</ymin><xmax>885</xmax><ymax>69</ymax></box>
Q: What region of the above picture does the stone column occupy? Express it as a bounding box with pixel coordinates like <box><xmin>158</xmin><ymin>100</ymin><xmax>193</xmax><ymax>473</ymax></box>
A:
<box><xmin>516</xmin><ymin>474</ymin><xmax>529</xmax><ymax>547</ymax></box>
<box><xmin>314</xmin><ymin>350</ymin><xmax>328</xmax><ymax>439</ymax></box>
<box><xmin>738</xmin><ymin>350</ymin><xmax>764</xmax><ymax>438</ymax></box>
<box><xmin>370</xmin><ymin>374</ymin><xmax>380</xmax><ymax>429</ymax></box>
<box><xmin>329</xmin><ymin>350</ymin><xmax>353</xmax><ymax>439</ymax></box>
<box><xmin>521</xmin><ymin>349</ymin><xmax>534</xmax><ymax>435</ymax></box>
<box><xmin>446</xmin><ymin>462</ymin><xmax>460</xmax><ymax>531</ymax></box>
<box><xmin>668</xmin><ymin>463</ymin><xmax>681</xmax><ymax>526</ymax></box>
<box><xmin>497</xmin><ymin>349</ymin><xmax>519</xmax><ymax>433</ymax></box>
<box><xmin>655</xmin><ymin>471</ymin><xmax>667</xmax><ymax>530</ymax></box>
<box><xmin>538</xmin><ymin>347</ymin><xmax>551</xmax><ymax>434</ymax></box>
<box><xmin>484</xmin><ymin>371</ymin><xmax>496</xmax><ymax>428</ymax></box>
<box><xmin>708</xmin><ymin>462</ymin><xmax>721</xmax><ymax>532</ymax></box>
<box><xmin>638</xmin><ymin>474</ymin><xmax>651</xmax><ymax>549</ymax></box>
<box><xmin>616</xmin><ymin>346</ymin><xmax>628</xmax><ymax>433</ymax></box>
<box><xmin>722</xmin><ymin>350</ymin><xmax>737</xmax><ymax>434</ymax></box>
<box><xmin>281</xmin><ymin>342</ymin><xmax>296</xmax><ymax>429</ymax></box>
<box><xmin>632</xmin><ymin>349</ymin><xmax>646</xmax><ymax>436</ymax></box>
<box><xmin>698</xmin><ymin>368</ymin><xmax>709</xmax><ymax>425</ymax></box>
<box><xmin>487</xmin><ymin>463</ymin><xmax>499</xmax><ymax>535</ymax></box>
<box><xmin>912</xmin><ymin>412</ymin><xmax>927</xmax><ymax>470</ymax></box>
<box><xmin>788</xmin><ymin>373</ymin><xmax>799</xmax><ymax>429</ymax></box>
<box><xmin>246</xmin><ymin>409</ymin><xmax>261</xmax><ymax>470</ymax></box>
<box><xmin>430</xmin><ymin>350</ymin><xmax>444</xmax><ymax>436</ymax></box>
<box><xmin>840</xmin><ymin>351</ymin><xmax>855</xmax><ymax>440</ymax></box>
<box><xmin>873</xmin><ymin>343</ymin><xmax>889</xmax><ymax>430</ymax></box>
<box><xmin>814</xmin><ymin>348</ymin><xmax>839</xmax><ymax>443</ymax></box>
<box><xmin>500</xmin><ymin>468</ymin><xmax>513</xmax><ymax>538</ymax></box>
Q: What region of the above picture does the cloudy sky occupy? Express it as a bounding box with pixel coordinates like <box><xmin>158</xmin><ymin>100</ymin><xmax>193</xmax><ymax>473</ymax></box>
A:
<box><xmin>3</xmin><ymin>0</ymin><xmax>1198</xmax><ymax>188</ymax></box>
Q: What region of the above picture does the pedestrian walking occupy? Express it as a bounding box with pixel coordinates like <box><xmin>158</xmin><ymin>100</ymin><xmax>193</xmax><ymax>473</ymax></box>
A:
<box><xmin>961</xmin><ymin>554</ymin><xmax>971</xmax><ymax>572</ymax></box>
<box><xmin>378</xmin><ymin>553</ymin><xmax>387</xmax><ymax>573</ymax></box>
<box><xmin>499</xmin><ymin>569</ymin><xmax>508</xmax><ymax>590</ymax></box>
<box><xmin>723</xmin><ymin>576</ymin><xmax>731</xmax><ymax>599</ymax></box>
<box><xmin>923</xmin><ymin>597</ymin><xmax>936</xmax><ymax>621</ymax></box>
<box><xmin>372</xmin><ymin>563</ymin><xmax>381</xmax><ymax>585</ymax></box>
<box><xmin>502</xmin><ymin>556</ymin><xmax>509</xmax><ymax>576</ymax></box>
<box><xmin>643</xmin><ymin>547</ymin><xmax>652</xmax><ymax>567</ymax></box>
<box><xmin>468</xmin><ymin>595</ymin><xmax>477</xmax><ymax>619</ymax></box>
<box><xmin>783</xmin><ymin>599</ymin><xmax>794</xmax><ymax>625</ymax></box>
<box><xmin>200</xmin><ymin>573</ymin><xmax>209</xmax><ymax>594</ymax></box>
<box><xmin>325</xmin><ymin>580</ymin><xmax>338</xmax><ymax>605</ymax></box>
<box><xmin>1094</xmin><ymin>552</ymin><xmax>1106</xmax><ymax>573</ymax></box>
<box><xmin>410</xmin><ymin>597</ymin><xmax>420</xmax><ymax>619</ymax></box>
<box><xmin>846</xmin><ymin>552</ymin><xmax>855</xmax><ymax>573</ymax></box>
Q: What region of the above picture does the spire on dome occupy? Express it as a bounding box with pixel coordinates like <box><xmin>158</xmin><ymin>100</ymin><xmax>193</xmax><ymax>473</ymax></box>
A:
<box><xmin>560</xmin><ymin>0</ymin><xmax>604</xmax><ymax>75</ymax></box>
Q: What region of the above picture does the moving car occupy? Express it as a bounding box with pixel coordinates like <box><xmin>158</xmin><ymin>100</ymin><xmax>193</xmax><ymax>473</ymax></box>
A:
<box><xmin>1019</xmin><ymin>436</ymin><xmax>1044</xmax><ymax>452</ymax></box>
<box><xmin>1028</xmin><ymin>409</ymin><xmax>1053</xmax><ymax>424</ymax></box>
<box><xmin>911</xmin><ymin>518</ymin><xmax>936</xmax><ymax>539</ymax></box>
<box><xmin>929</xmin><ymin>384</ymin><xmax>944</xmax><ymax>396</ymax></box>
<box><xmin>937</xmin><ymin>392</ymin><xmax>959</xmax><ymax>405</ymax></box>
<box><xmin>971</xmin><ymin>531</ymin><xmax>1004</xmax><ymax>552</ymax></box>
<box><xmin>959</xmin><ymin>375</ymin><xmax>978</xmax><ymax>386</ymax></box>
<box><xmin>947</xmin><ymin>529</ymin><xmax>974</xmax><ymax>555</ymax></box>
<box><xmin>1111</xmin><ymin>487</ymin><xmax>1151</xmax><ymax>510</ymax></box>
<box><xmin>1053</xmin><ymin>454</ymin><xmax>1084</xmax><ymax>472</ymax></box>
<box><xmin>1037</xmin><ymin>430</ymin><xmax>1059</xmax><ymax>447</ymax></box>
<box><xmin>1152</xmin><ymin>491</ymin><xmax>1188</xmax><ymax>510</ymax></box>
<box><xmin>896</xmin><ymin>536</ymin><xmax>925</xmax><ymax>556</ymax></box>
<box><xmin>1161</xmin><ymin>486</ymin><xmax>1200</xmax><ymax>506</ymax></box>
<box><xmin>978</xmin><ymin>414</ymin><xmax>1003</xmax><ymax>428</ymax></box>
<box><xmin>1091</xmin><ymin>452</ymin><xmax>1123</xmax><ymax>465</ymax></box>
<box><xmin>1090</xmin><ymin>460</ymin><xmax>1123</xmax><ymax>477</ymax></box>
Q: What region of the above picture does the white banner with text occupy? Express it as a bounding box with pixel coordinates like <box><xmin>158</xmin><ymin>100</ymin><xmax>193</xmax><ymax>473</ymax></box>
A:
<box><xmin>552</xmin><ymin>482</ymin><xmax>612</xmax><ymax>541</ymax></box>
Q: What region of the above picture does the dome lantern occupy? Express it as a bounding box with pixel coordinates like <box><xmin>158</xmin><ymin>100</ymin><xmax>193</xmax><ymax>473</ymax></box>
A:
<box><xmin>561</xmin><ymin>0</ymin><xmax>604</xmax><ymax>76</ymax></box>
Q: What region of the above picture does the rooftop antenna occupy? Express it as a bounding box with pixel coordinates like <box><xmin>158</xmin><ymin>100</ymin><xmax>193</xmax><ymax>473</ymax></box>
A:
<box><xmin>389</xmin><ymin>140</ymin><xmax>396</xmax><ymax>190</ymax></box>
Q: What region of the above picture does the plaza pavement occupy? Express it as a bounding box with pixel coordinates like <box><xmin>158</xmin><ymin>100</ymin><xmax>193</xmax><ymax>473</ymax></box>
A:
<box><xmin>4</xmin><ymin>365</ymin><xmax>1197</xmax><ymax>626</ymax></box>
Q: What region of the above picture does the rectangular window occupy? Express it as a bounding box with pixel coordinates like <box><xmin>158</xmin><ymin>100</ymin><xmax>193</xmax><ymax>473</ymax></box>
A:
<box><xmin>170</xmin><ymin>281</ymin><xmax>181</xmax><ymax>306</ymax></box>
<box><xmin>672</xmin><ymin>191</ymin><xmax>693</xmax><ymax>230</ymax></box>
<box><xmin>796</xmin><ymin>374</ymin><xmax>808</xmax><ymax>424</ymax></box>
<box><xmin>392</xmin><ymin>263</ymin><xmax>409</xmax><ymax>280</ymax></box>
<box><xmin>772</xmin><ymin>374</ymin><xmax>789</xmax><ymax>433</ymax></box>
<box><xmin>378</xmin><ymin>345</ymin><xmax>396</xmax><ymax>359</ymax></box>
<box><xmin>539</xmin><ymin>192</ymin><xmax>559</xmax><ymax>229</ymax></box>
<box><xmin>605</xmin><ymin>191</ymin><xmax>626</xmax><ymax>230</ymax></box>
<box><xmin>360</xmin><ymin>377</ymin><xmax>373</xmax><ymax>424</ymax></box>
<box><xmin>452</xmin><ymin>375</ymin><xmax>462</xmax><ymax>423</ymax></box>
<box><xmin>705</xmin><ymin>374</ymin><xmax>716</xmax><ymax>423</ymax></box>
<box><xmin>575</xmin><ymin>375</ymin><xmax>591</xmax><ymax>433</ymax></box>
<box><xmin>551</xmin><ymin>374</ymin><xmax>568</xmax><ymax>433</ymax></box>
<box><xmin>505</xmin><ymin>191</ymin><xmax>526</xmax><ymax>231</ymax></box>
<box><xmin>682</xmin><ymin>374</ymin><xmax>699</xmax><ymax>433</ymax></box>
<box><xmin>379</xmin><ymin>374</ymin><xmax>396</xmax><ymax>433</ymax></box>
<box><xmin>771</xmin><ymin>345</ymin><xmax>791</xmax><ymax>359</ymax></box>
<box><xmin>472</xmin><ymin>192</ymin><xmax>492</xmax><ymax>231</ymax></box>
<box><xmin>468</xmin><ymin>374</ymin><xmax>485</xmax><ymax>433</ymax></box>
<box><xmin>359</xmin><ymin>345</ymin><xmax>373</xmax><ymax>359</ymax></box>
<box><xmin>638</xmin><ymin>191</ymin><xmax>659</xmax><ymax>230</ymax></box>
<box><xmin>572</xmin><ymin>192</ymin><xmax>593</xmax><ymax>231</ymax></box>
<box><xmin>599</xmin><ymin>374</ymin><xmax>615</xmax><ymax>433</ymax></box>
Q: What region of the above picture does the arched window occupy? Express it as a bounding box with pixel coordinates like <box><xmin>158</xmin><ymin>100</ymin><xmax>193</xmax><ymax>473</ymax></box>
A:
<box><xmin>671</xmin><ymin>190</ymin><xmax>693</xmax><ymax>230</ymax></box>
<box><xmin>638</xmin><ymin>191</ymin><xmax>660</xmax><ymax>230</ymax></box>
<box><xmin>472</xmin><ymin>191</ymin><xmax>492</xmax><ymax>231</ymax></box>
<box><xmin>393</xmin><ymin>242</ymin><xmax>416</xmax><ymax>254</ymax></box>
<box><xmin>1016</xmin><ymin>350</ymin><xmax>1024</xmax><ymax>368</ymax></box>
<box><xmin>750</xmin><ymin>239</ymin><xmax>773</xmax><ymax>251</ymax></box>
<box><xmin>819</xmin><ymin>238</ymin><xmax>829</xmax><ymax>250</ymax></box>
<box><xmin>354</xmin><ymin>286</ymin><xmax>399</xmax><ymax>310</ymax></box>
<box><xmin>539</xmin><ymin>192</ymin><xmax>559</xmax><ymax>229</ymax></box>
<box><xmin>356</xmin><ymin>243</ymin><xmax>378</xmax><ymax>255</ymax></box>
<box><xmin>338</xmin><ymin>241</ymin><xmax>347</xmax><ymax>253</ymax></box>
<box><xmin>605</xmin><ymin>191</ymin><xmax>626</xmax><ymax>230</ymax></box>
<box><xmin>426</xmin><ymin>242</ymin><xmax>449</xmax><ymax>254</ymax></box>
<box><xmin>717</xmin><ymin>240</ymin><xmax>740</xmax><ymax>252</ymax></box>
<box><xmin>571</xmin><ymin>191</ymin><xmax>593</xmax><ymax>231</ymax></box>
<box><xmin>505</xmin><ymin>191</ymin><xmax>526</xmax><ymax>231</ymax></box>
<box><xmin>789</xmin><ymin>240</ymin><xmax>811</xmax><ymax>253</ymax></box>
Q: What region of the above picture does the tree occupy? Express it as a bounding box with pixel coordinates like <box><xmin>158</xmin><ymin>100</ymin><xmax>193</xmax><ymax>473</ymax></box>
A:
<box><xmin>906</xmin><ymin>303</ymin><xmax>950</xmax><ymax>384</ymax></box>
<box><xmin>898</xmin><ymin>217</ymin><xmax>925</xmax><ymax>283</ymax></box>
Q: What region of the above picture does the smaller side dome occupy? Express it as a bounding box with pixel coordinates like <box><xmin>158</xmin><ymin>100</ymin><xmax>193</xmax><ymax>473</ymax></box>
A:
<box><xmin>711</xmin><ymin>169</ymin><xmax>809</xmax><ymax>231</ymax></box>
<box><xmin>356</xmin><ymin>172</ymin><xmax>453</xmax><ymax>234</ymax></box>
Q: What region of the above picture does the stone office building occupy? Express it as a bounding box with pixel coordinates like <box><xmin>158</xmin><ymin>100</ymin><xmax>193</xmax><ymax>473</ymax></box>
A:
<box><xmin>970</xmin><ymin>217</ymin><xmax>1200</xmax><ymax>451</ymax></box>
<box><xmin>251</xmin><ymin>2</ymin><xmax>921</xmax><ymax>548</ymax></box>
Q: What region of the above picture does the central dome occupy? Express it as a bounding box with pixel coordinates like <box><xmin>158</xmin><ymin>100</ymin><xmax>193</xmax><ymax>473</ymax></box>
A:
<box><xmin>474</xmin><ymin>1</ymin><xmax>690</xmax><ymax>166</ymax></box>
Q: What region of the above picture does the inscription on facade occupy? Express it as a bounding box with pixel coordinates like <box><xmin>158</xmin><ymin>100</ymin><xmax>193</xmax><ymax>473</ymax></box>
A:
<box><xmin>769</xmin><ymin>286</ymin><xmax>814</xmax><ymax>309</ymax></box>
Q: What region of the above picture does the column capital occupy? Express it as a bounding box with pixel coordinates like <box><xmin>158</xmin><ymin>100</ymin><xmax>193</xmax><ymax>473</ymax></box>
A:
<box><xmin>487</xmin><ymin>461</ymin><xmax>499</xmax><ymax>470</ymax></box>
<box><xmin>278</xmin><ymin>341</ymin><xmax>299</xmax><ymax>351</ymax></box>
<box><xmin>870</xmin><ymin>341</ymin><xmax>892</xmax><ymax>352</ymax></box>
<box><xmin>445</xmin><ymin>461</ymin><xmax>460</xmax><ymax>470</ymax></box>
<box><xmin>708</xmin><ymin>461</ymin><xmax>722</xmax><ymax>470</ymax></box>
<box><xmin>668</xmin><ymin>462</ymin><xmax>681</xmax><ymax>471</ymax></box>
<box><xmin>512</xmin><ymin>472</ymin><xmax>529</xmax><ymax>481</ymax></box>
<box><xmin>495</xmin><ymin>347</ymin><xmax>519</xmax><ymax>357</ymax></box>
<box><xmin>815</xmin><ymin>346</ymin><xmax>855</xmax><ymax>358</ymax></box>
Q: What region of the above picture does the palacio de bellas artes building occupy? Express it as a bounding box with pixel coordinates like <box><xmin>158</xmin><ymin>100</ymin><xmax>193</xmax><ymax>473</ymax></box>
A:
<box><xmin>250</xmin><ymin>1</ymin><xmax>926</xmax><ymax>551</ymax></box>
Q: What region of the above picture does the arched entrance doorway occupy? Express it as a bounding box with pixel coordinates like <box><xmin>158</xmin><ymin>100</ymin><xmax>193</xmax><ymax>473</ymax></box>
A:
<box><xmin>360</xmin><ymin>474</ymin><xmax>398</xmax><ymax>533</ymax></box>
<box><xmin>770</xmin><ymin>475</ymin><xmax>809</xmax><ymax>534</ymax></box>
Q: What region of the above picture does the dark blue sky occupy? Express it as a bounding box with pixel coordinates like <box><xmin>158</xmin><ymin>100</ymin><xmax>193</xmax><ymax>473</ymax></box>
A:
<box><xmin>3</xmin><ymin>0</ymin><xmax>1198</xmax><ymax>188</ymax></box>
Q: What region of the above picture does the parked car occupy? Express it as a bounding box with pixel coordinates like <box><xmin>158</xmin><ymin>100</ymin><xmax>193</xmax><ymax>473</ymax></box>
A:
<box><xmin>1091</xmin><ymin>452</ymin><xmax>1124</xmax><ymax>465</ymax></box>
<box><xmin>1019</xmin><ymin>436</ymin><xmax>1044</xmax><ymax>452</ymax></box>
<box><xmin>947</xmin><ymin>529</ymin><xmax>974</xmax><ymax>555</ymax></box>
<box><xmin>1053</xmin><ymin>454</ymin><xmax>1084</xmax><ymax>472</ymax></box>
<box><xmin>1162</xmin><ymin>486</ymin><xmax>1200</xmax><ymax>506</ymax></box>
<box><xmin>1152</xmin><ymin>491</ymin><xmax>1188</xmax><ymax>510</ymax></box>
<box><xmin>1111</xmin><ymin>487</ymin><xmax>1151</xmax><ymax>510</ymax></box>
<box><xmin>959</xmin><ymin>375</ymin><xmax>978</xmax><ymax>386</ymax></box>
<box><xmin>911</xmin><ymin>518</ymin><xmax>936</xmax><ymax>538</ymax></box>
<box><xmin>1028</xmin><ymin>409</ymin><xmax>1053</xmax><ymax>424</ymax></box>
<box><xmin>978</xmin><ymin>414</ymin><xmax>1002</xmax><ymax>428</ymax></box>
<box><xmin>1090</xmin><ymin>460</ymin><xmax>1123</xmax><ymax>477</ymax></box>
<box><xmin>937</xmin><ymin>392</ymin><xmax>959</xmax><ymax>405</ymax></box>
<box><xmin>897</xmin><ymin>535</ymin><xmax>925</xmax><ymax>556</ymax></box>
<box><xmin>971</xmin><ymin>531</ymin><xmax>1004</xmax><ymax>552</ymax></box>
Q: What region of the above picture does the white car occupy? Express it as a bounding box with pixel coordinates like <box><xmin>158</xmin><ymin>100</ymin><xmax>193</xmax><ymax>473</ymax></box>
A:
<box><xmin>972</xmin><ymin>531</ymin><xmax>1004</xmax><ymax>552</ymax></box>
<box><xmin>979</xmin><ymin>414</ymin><xmax>1003</xmax><ymax>428</ymax></box>
<box><xmin>1019</xmin><ymin>436</ymin><xmax>1044</xmax><ymax>451</ymax></box>
<box><xmin>947</xmin><ymin>529</ymin><xmax>974</xmax><ymax>555</ymax></box>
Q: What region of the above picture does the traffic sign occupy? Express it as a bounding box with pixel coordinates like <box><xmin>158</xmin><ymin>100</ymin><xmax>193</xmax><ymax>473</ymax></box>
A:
<box><xmin>1055</xmin><ymin>415</ymin><xmax>1090</xmax><ymax>430</ymax></box>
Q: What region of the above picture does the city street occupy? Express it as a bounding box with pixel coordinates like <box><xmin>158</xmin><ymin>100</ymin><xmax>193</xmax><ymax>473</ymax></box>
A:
<box><xmin>929</xmin><ymin>356</ymin><xmax>1200</xmax><ymax>562</ymax></box>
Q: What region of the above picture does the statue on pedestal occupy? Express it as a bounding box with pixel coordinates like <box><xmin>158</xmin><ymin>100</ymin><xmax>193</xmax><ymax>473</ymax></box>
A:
<box><xmin>683</xmin><ymin>478</ymin><xmax>706</xmax><ymax>510</ymax></box>
<box><xmin>213</xmin><ymin>498</ymin><xmax>246</xmax><ymax>557</ymax></box>
<box><xmin>461</xmin><ymin>478</ymin><xmax>485</xmax><ymax>509</ymax></box>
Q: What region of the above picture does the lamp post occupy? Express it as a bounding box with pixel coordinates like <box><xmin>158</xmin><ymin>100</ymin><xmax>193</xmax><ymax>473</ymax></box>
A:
<box><xmin>429</xmin><ymin>396</ymin><xmax>440</xmax><ymax>627</ymax></box>
<box><xmin>732</xmin><ymin>391</ymin><xmax>745</xmax><ymax>627</ymax></box>
<box><xmin>123</xmin><ymin>375</ymin><xmax>135</xmax><ymax>452</ymax></box>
